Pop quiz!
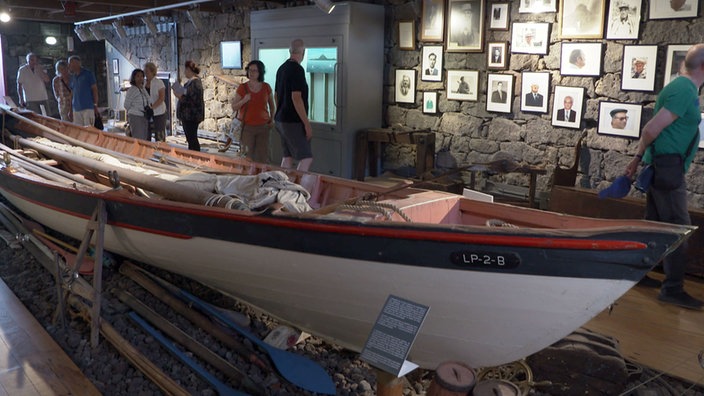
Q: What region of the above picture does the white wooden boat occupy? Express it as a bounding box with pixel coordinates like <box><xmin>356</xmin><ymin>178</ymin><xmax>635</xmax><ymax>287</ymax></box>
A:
<box><xmin>0</xmin><ymin>108</ymin><xmax>694</xmax><ymax>369</ymax></box>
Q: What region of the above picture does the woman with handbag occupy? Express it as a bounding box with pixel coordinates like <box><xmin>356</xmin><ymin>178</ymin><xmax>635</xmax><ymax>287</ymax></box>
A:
<box><xmin>123</xmin><ymin>68</ymin><xmax>150</xmax><ymax>141</ymax></box>
<box><xmin>225</xmin><ymin>60</ymin><xmax>275</xmax><ymax>163</ymax></box>
<box><xmin>144</xmin><ymin>62</ymin><xmax>167</xmax><ymax>142</ymax></box>
<box><xmin>173</xmin><ymin>60</ymin><xmax>204</xmax><ymax>151</ymax></box>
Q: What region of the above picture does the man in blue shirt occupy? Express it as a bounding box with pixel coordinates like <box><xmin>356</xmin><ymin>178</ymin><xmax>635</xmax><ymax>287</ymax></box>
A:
<box><xmin>68</xmin><ymin>55</ymin><xmax>99</xmax><ymax>127</ymax></box>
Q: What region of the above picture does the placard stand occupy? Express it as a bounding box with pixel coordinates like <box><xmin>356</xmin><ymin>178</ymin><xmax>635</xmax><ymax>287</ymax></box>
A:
<box><xmin>360</xmin><ymin>295</ymin><xmax>430</xmax><ymax>393</ymax></box>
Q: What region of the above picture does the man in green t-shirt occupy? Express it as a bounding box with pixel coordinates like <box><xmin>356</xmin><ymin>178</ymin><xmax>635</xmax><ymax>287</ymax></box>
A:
<box><xmin>625</xmin><ymin>43</ymin><xmax>704</xmax><ymax>310</ymax></box>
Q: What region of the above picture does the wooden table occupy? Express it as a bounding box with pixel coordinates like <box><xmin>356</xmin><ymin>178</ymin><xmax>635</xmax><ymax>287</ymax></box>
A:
<box><xmin>354</xmin><ymin>128</ymin><xmax>435</xmax><ymax>181</ymax></box>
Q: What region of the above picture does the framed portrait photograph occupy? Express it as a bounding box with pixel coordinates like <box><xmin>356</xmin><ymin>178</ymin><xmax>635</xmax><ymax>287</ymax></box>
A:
<box><xmin>605</xmin><ymin>0</ymin><xmax>642</xmax><ymax>39</ymax></box>
<box><xmin>487</xmin><ymin>42</ymin><xmax>508</xmax><ymax>69</ymax></box>
<box><xmin>511</xmin><ymin>22</ymin><xmax>550</xmax><ymax>55</ymax></box>
<box><xmin>399</xmin><ymin>21</ymin><xmax>415</xmax><ymax>50</ymax></box>
<box><xmin>446</xmin><ymin>0</ymin><xmax>485</xmax><ymax>52</ymax></box>
<box><xmin>486</xmin><ymin>73</ymin><xmax>514</xmax><ymax>113</ymax></box>
<box><xmin>649</xmin><ymin>0</ymin><xmax>698</xmax><ymax>19</ymax></box>
<box><xmin>597</xmin><ymin>101</ymin><xmax>642</xmax><ymax>139</ymax></box>
<box><xmin>421</xmin><ymin>0</ymin><xmax>445</xmax><ymax>41</ymax></box>
<box><xmin>447</xmin><ymin>70</ymin><xmax>479</xmax><ymax>101</ymax></box>
<box><xmin>489</xmin><ymin>3</ymin><xmax>510</xmax><ymax>30</ymax></box>
<box><xmin>423</xmin><ymin>92</ymin><xmax>438</xmax><ymax>114</ymax></box>
<box><xmin>520</xmin><ymin>72</ymin><xmax>550</xmax><ymax>114</ymax></box>
<box><xmin>559</xmin><ymin>0</ymin><xmax>606</xmax><ymax>39</ymax></box>
<box><xmin>664</xmin><ymin>44</ymin><xmax>692</xmax><ymax>86</ymax></box>
<box><xmin>621</xmin><ymin>45</ymin><xmax>657</xmax><ymax>91</ymax></box>
<box><xmin>551</xmin><ymin>86</ymin><xmax>585</xmax><ymax>129</ymax></box>
<box><xmin>112</xmin><ymin>59</ymin><xmax>119</xmax><ymax>74</ymax></box>
<box><xmin>395</xmin><ymin>69</ymin><xmax>416</xmax><ymax>104</ymax></box>
<box><xmin>560</xmin><ymin>42</ymin><xmax>602</xmax><ymax>76</ymax></box>
<box><xmin>519</xmin><ymin>0</ymin><xmax>556</xmax><ymax>13</ymax></box>
<box><xmin>421</xmin><ymin>45</ymin><xmax>443</xmax><ymax>82</ymax></box>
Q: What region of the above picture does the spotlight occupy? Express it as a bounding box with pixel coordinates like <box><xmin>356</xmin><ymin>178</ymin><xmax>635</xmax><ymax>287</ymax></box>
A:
<box><xmin>186</xmin><ymin>9</ymin><xmax>204</xmax><ymax>32</ymax></box>
<box><xmin>314</xmin><ymin>0</ymin><xmax>336</xmax><ymax>14</ymax></box>
<box><xmin>45</xmin><ymin>36</ymin><xmax>57</xmax><ymax>45</ymax></box>
<box><xmin>89</xmin><ymin>24</ymin><xmax>106</xmax><ymax>41</ymax></box>
<box><xmin>112</xmin><ymin>20</ymin><xmax>127</xmax><ymax>39</ymax></box>
<box><xmin>141</xmin><ymin>15</ymin><xmax>158</xmax><ymax>35</ymax></box>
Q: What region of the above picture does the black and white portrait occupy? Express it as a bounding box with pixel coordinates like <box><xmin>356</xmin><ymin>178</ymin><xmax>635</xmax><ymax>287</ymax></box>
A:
<box><xmin>421</xmin><ymin>45</ymin><xmax>443</xmax><ymax>82</ymax></box>
<box><xmin>606</xmin><ymin>0</ymin><xmax>641</xmax><ymax>39</ymax></box>
<box><xmin>395</xmin><ymin>69</ymin><xmax>416</xmax><ymax>104</ymax></box>
<box><xmin>560</xmin><ymin>0</ymin><xmax>606</xmax><ymax>39</ymax></box>
<box><xmin>446</xmin><ymin>0</ymin><xmax>484</xmax><ymax>52</ymax></box>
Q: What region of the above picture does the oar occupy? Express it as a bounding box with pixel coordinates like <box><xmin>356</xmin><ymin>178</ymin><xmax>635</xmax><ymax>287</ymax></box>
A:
<box><xmin>129</xmin><ymin>312</ymin><xmax>250</xmax><ymax>396</ymax></box>
<box><xmin>126</xmin><ymin>264</ymin><xmax>336</xmax><ymax>394</ymax></box>
<box><xmin>165</xmin><ymin>281</ymin><xmax>336</xmax><ymax>395</ymax></box>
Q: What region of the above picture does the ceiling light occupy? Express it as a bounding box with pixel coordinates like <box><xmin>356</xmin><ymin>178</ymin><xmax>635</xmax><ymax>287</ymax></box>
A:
<box><xmin>314</xmin><ymin>0</ymin><xmax>336</xmax><ymax>14</ymax></box>
<box><xmin>0</xmin><ymin>10</ymin><xmax>10</xmax><ymax>23</ymax></box>
<box><xmin>112</xmin><ymin>20</ymin><xmax>127</xmax><ymax>39</ymax></box>
<box><xmin>141</xmin><ymin>15</ymin><xmax>158</xmax><ymax>35</ymax></box>
<box><xmin>45</xmin><ymin>36</ymin><xmax>57</xmax><ymax>45</ymax></box>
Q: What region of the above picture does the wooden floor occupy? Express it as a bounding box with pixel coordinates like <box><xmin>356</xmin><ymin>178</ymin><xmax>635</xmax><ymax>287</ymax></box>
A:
<box><xmin>584</xmin><ymin>271</ymin><xmax>704</xmax><ymax>386</ymax></box>
<box><xmin>0</xmin><ymin>278</ymin><xmax>100</xmax><ymax>395</ymax></box>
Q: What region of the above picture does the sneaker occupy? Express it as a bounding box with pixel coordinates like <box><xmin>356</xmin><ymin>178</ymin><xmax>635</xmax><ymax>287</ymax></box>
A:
<box><xmin>637</xmin><ymin>275</ymin><xmax>662</xmax><ymax>288</ymax></box>
<box><xmin>657</xmin><ymin>291</ymin><xmax>704</xmax><ymax>310</ymax></box>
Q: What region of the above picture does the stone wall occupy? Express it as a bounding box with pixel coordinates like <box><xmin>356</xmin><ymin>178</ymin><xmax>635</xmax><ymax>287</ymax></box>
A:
<box><xmin>385</xmin><ymin>1</ymin><xmax>704</xmax><ymax>208</ymax></box>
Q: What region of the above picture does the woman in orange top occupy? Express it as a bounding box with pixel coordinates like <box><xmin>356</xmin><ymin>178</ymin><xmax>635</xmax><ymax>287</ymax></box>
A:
<box><xmin>228</xmin><ymin>60</ymin><xmax>276</xmax><ymax>163</ymax></box>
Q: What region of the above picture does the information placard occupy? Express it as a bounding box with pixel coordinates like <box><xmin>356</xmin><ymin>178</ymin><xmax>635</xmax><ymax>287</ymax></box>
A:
<box><xmin>360</xmin><ymin>295</ymin><xmax>429</xmax><ymax>377</ymax></box>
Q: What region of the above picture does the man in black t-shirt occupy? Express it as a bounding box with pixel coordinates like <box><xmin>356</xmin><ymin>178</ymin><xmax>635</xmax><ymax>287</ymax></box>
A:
<box><xmin>274</xmin><ymin>38</ymin><xmax>313</xmax><ymax>171</ymax></box>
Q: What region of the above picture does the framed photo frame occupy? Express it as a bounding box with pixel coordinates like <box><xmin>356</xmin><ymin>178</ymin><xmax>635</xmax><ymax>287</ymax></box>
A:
<box><xmin>421</xmin><ymin>45</ymin><xmax>443</xmax><ymax>82</ymax></box>
<box><xmin>519</xmin><ymin>0</ymin><xmax>556</xmax><ymax>13</ymax></box>
<box><xmin>399</xmin><ymin>21</ymin><xmax>415</xmax><ymax>50</ymax></box>
<box><xmin>664</xmin><ymin>44</ymin><xmax>692</xmax><ymax>86</ymax></box>
<box><xmin>559</xmin><ymin>0</ymin><xmax>606</xmax><ymax>39</ymax></box>
<box><xmin>446</xmin><ymin>0</ymin><xmax>485</xmax><ymax>52</ymax></box>
<box><xmin>489</xmin><ymin>3</ymin><xmax>510</xmax><ymax>30</ymax></box>
<box><xmin>423</xmin><ymin>92</ymin><xmax>438</xmax><ymax>114</ymax></box>
<box><xmin>511</xmin><ymin>22</ymin><xmax>550</xmax><ymax>55</ymax></box>
<box><xmin>560</xmin><ymin>42</ymin><xmax>602</xmax><ymax>76</ymax></box>
<box><xmin>421</xmin><ymin>0</ymin><xmax>445</xmax><ymax>42</ymax></box>
<box><xmin>486</xmin><ymin>73</ymin><xmax>513</xmax><ymax>113</ymax></box>
<box><xmin>597</xmin><ymin>101</ymin><xmax>642</xmax><ymax>139</ymax></box>
<box><xmin>551</xmin><ymin>86</ymin><xmax>585</xmax><ymax>129</ymax></box>
<box><xmin>649</xmin><ymin>0</ymin><xmax>698</xmax><ymax>19</ymax></box>
<box><xmin>621</xmin><ymin>45</ymin><xmax>657</xmax><ymax>91</ymax></box>
<box><xmin>520</xmin><ymin>71</ymin><xmax>550</xmax><ymax>114</ymax></box>
<box><xmin>605</xmin><ymin>0</ymin><xmax>642</xmax><ymax>39</ymax></box>
<box><xmin>447</xmin><ymin>70</ymin><xmax>479</xmax><ymax>101</ymax></box>
<box><xmin>113</xmin><ymin>75</ymin><xmax>120</xmax><ymax>94</ymax></box>
<box><xmin>395</xmin><ymin>69</ymin><xmax>416</xmax><ymax>104</ymax></box>
<box><xmin>487</xmin><ymin>42</ymin><xmax>508</xmax><ymax>69</ymax></box>
<box><xmin>112</xmin><ymin>59</ymin><xmax>119</xmax><ymax>74</ymax></box>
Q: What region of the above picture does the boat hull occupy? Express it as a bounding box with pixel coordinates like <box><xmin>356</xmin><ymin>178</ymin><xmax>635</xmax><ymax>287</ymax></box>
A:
<box><xmin>0</xmin><ymin>169</ymin><xmax>684</xmax><ymax>369</ymax></box>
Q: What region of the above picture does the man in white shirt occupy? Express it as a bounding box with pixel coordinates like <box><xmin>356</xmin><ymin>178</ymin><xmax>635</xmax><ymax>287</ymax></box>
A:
<box><xmin>17</xmin><ymin>53</ymin><xmax>50</xmax><ymax>114</ymax></box>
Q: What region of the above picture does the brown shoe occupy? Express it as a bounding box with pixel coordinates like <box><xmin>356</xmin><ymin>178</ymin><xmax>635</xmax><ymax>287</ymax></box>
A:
<box><xmin>218</xmin><ymin>137</ymin><xmax>232</xmax><ymax>152</ymax></box>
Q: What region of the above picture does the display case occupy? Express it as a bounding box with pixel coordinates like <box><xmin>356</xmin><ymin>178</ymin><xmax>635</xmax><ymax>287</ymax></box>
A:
<box><xmin>251</xmin><ymin>3</ymin><xmax>384</xmax><ymax>178</ymax></box>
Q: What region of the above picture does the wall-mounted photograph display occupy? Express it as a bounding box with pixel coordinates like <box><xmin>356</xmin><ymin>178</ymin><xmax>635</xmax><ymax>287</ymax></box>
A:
<box><xmin>398</xmin><ymin>21</ymin><xmax>415</xmax><ymax>50</ymax></box>
<box><xmin>559</xmin><ymin>0</ymin><xmax>605</xmax><ymax>39</ymax></box>
<box><xmin>423</xmin><ymin>92</ymin><xmax>438</xmax><ymax>113</ymax></box>
<box><xmin>649</xmin><ymin>0</ymin><xmax>698</xmax><ymax>19</ymax></box>
<box><xmin>519</xmin><ymin>0</ymin><xmax>556</xmax><ymax>13</ymax></box>
<box><xmin>421</xmin><ymin>0</ymin><xmax>445</xmax><ymax>42</ymax></box>
<box><xmin>520</xmin><ymin>71</ymin><xmax>550</xmax><ymax>114</ymax></box>
<box><xmin>447</xmin><ymin>70</ymin><xmax>479</xmax><ymax>101</ymax></box>
<box><xmin>551</xmin><ymin>86</ymin><xmax>585</xmax><ymax>129</ymax></box>
<box><xmin>605</xmin><ymin>0</ymin><xmax>641</xmax><ymax>39</ymax></box>
<box><xmin>395</xmin><ymin>69</ymin><xmax>416</xmax><ymax>104</ymax></box>
<box><xmin>511</xmin><ymin>22</ymin><xmax>550</xmax><ymax>54</ymax></box>
<box><xmin>489</xmin><ymin>3</ymin><xmax>510</xmax><ymax>30</ymax></box>
<box><xmin>597</xmin><ymin>101</ymin><xmax>642</xmax><ymax>139</ymax></box>
<box><xmin>664</xmin><ymin>44</ymin><xmax>692</xmax><ymax>86</ymax></box>
<box><xmin>560</xmin><ymin>42</ymin><xmax>602</xmax><ymax>76</ymax></box>
<box><xmin>486</xmin><ymin>73</ymin><xmax>513</xmax><ymax>113</ymax></box>
<box><xmin>621</xmin><ymin>45</ymin><xmax>657</xmax><ymax>91</ymax></box>
<box><xmin>487</xmin><ymin>42</ymin><xmax>508</xmax><ymax>69</ymax></box>
<box><xmin>446</xmin><ymin>0</ymin><xmax>485</xmax><ymax>52</ymax></box>
<box><xmin>421</xmin><ymin>45</ymin><xmax>443</xmax><ymax>82</ymax></box>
